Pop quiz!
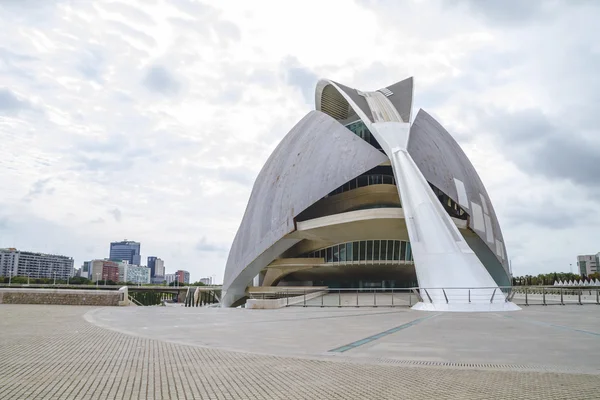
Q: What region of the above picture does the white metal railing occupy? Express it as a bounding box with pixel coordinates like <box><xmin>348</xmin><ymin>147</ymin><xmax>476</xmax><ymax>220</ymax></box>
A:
<box><xmin>281</xmin><ymin>286</ymin><xmax>600</xmax><ymax>307</ymax></box>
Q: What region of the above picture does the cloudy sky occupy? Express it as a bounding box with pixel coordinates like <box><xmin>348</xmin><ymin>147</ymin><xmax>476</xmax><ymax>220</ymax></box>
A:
<box><xmin>1</xmin><ymin>0</ymin><xmax>598</xmax><ymax>282</ymax></box>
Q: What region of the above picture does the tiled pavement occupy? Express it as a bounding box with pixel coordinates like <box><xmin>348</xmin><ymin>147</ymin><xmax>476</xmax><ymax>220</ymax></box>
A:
<box><xmin>0</xmin><ymin>305</ymin><xmax>598</xmax><ymax>399</ymax></box>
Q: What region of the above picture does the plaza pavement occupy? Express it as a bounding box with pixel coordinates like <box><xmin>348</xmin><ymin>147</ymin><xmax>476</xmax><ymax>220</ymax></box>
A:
<box><xmin>1</xmin><ymin>304</ymin><xmax>599</xmax><ymax>399</ymax></box>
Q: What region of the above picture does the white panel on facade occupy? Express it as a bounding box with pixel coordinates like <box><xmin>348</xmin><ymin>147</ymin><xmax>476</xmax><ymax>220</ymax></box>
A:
<box><xmin>484</xmin><ymin>214</ymin><xmax>494</xmax><ymax>243</ymax></box>
<box><xmin>471</xmin><ymin>202</ymin><xmax>485</xmax><ymax>232</ymax></box>
<box><xmin>479</xmin><ymin>193</ymin><xmax>489</xmax><ymax>214</ymax></box>
<box><xmin>495</xmin><ymin>239</ymin><xmax>504</xmax><ymax>260</ymax></box>
<box><xmin>454</xmin><ymin>178</ymin><xmax>469</xmax><ymax>209</ymax></box>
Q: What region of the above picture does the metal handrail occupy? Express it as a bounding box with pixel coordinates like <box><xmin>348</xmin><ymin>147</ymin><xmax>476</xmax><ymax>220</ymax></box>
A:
<box><xmin>277</xmin><ymin>286</ymin><xmax>600</xmax><ymax>308</ymax></box>
<box><xmin>424</xmin><ymin>289</ymin><xmax>433</xmax><ymax>303</ymax></box>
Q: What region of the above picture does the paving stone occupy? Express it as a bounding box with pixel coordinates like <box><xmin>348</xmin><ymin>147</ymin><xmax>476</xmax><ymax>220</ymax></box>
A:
<box><xmin>0</xmin><ymin>305</ymin><xmax>598</xmax><ymax>399</ymax></box>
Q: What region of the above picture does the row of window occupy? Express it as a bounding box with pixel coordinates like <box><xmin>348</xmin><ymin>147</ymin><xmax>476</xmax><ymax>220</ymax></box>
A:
<box><xmin>301</xmin><ymin>240</ymin><xmax>413</xmax><ymax>263</ymax></box>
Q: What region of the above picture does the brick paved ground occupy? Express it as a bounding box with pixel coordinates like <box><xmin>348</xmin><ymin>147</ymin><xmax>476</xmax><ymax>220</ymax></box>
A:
<box><xmin>0</xmin><ymin>305</ymin><xmax>598</xmax><ymax>399</ymax></box>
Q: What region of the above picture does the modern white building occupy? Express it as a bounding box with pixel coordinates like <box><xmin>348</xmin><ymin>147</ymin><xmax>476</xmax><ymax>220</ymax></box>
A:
<box><xmin>200</xmin><ymin>277</ymin><xmax>213</xmax><ymax>285</ymax></box>
<box><xmin>118</xmin><ymin>263</ymin><xmax>151</xmax><ymax>284</ymax></box>
<box><xmin>165</xmin><ymin>273</ymin><xmax>177</xmax><ymax>285</ymax></box>
<box><xmin>222</xmin><ymin>76</ymin><xmax>519</xmax><ymax>312</ymax></box>
<box><xmin>577</xmin><ymin>254</ymin><xmax>599</xmax><ymax>276</ymax></box>
<box><xmin>0</xmin><ymin>248</ymin><xmax>74</xmax><ymax>280</ymax></box>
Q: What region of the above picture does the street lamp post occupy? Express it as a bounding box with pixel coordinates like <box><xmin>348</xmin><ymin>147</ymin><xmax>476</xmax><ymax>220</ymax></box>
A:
<box><xmin>27</xmin><ymin>273</ymin><xmax>30</xmax><ymax>286</ymax></box>
<box><xmin>96</xmin><ymin>272</ymin><xmax>100</xmax><ymax>288</ymax></box>
<box><xmin>104</xmin><ymin>273</ymin><xmax>106</xmax><ymax>286</ymax></box>
<box><xmin>8</xmin><ymin>268</ymin><xmax>12</xmax><ymax>286</ymax></box>
<box><xmin>53</xmin><ymin>271</ymin><xmax>56</xmax><ymax>286</ymax></box>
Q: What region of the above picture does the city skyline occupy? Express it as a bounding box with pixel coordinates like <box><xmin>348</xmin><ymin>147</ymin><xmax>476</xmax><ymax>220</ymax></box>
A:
<box><xmin>1</xmin><ymin>1</ymin><xmax>599</xmax><ymax>283</ymax></box>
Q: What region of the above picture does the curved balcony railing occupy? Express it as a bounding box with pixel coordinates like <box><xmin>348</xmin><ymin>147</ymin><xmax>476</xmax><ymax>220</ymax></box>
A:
<box><xmin>301</xmin><ymin>239</ymin><xmax>413</xmax><ymax>263</ymax></box>
<box><xmin>327</xmin><ymin>174</ymin><xmax>396</xmax><ymax>197</ymax></box>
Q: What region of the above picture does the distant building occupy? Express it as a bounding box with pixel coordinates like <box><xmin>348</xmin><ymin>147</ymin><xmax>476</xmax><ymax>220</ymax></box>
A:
<box><xmin>199</xmin><ymin>277</ymin><xmax>212</xmax><ymax>285</ymax></box>
<box><xmin>81</xmin><ymin>261</ymin><xmax>92</xmax><ymax>279</ymax></box>
<box><xmin>109</xmin><ymin>240</ymin><xmax>141</xmax><ymax>266</ymax></box>
<box><xmin>151</xmin><ymin>276</ymin><xmax>166</xmax><ymax>284</ymax></box>
<box><xmin>119</xmin><ymin>263</ymin><xmax>151</xmax><ymax>284</ymax></box>
<box><xmin>90</xmin><ymin>260</ymin><xmax>119</xmax><ymax>282</ymax></box>
<box><xmin>176</xmin><ymin>270</ymin><xmax>190</xmax><ymax>284</ymax></box>
<box><xmin>0</xmin><ymin>248</ymin><xmax>74</xmax><ymax>280</ymax></box>
<box><xmin>165</xmin><ymin>273</ymin><xmax>177</xmax><ymax>285</ymax></box>
<box><xmin>147</xmin><ymin>256</ymin><xmax>165</xmax><ymax>278</ymax></box>
<box><xmin>577</xmin><ymin>254</ymin><xmax>599</xmax><ymax>276</ymax></box>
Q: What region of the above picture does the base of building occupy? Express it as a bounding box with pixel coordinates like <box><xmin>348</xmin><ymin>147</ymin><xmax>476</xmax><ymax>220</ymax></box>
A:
<box><xmin>411</xmin><ymin>301</ymin><xmax>521</xmax><ymax>312</ymax></box>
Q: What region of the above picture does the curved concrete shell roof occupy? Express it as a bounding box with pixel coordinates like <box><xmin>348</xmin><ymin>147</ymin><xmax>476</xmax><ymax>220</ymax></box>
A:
<box><xmin>222</xmin><ymin>110</ymin><xmax>388</xmax><ymax>305</ymax></box>
<box><xmin>407</xmin><ymin>109</ymin><xmax>510</xmax><ymax>284</ymax></box>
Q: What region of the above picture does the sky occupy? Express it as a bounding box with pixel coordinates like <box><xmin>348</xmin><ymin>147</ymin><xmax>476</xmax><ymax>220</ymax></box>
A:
<box><xmin>1</xmin><ymin>0</ymin><xmax>599</xmax><ymax>282</ymax></box>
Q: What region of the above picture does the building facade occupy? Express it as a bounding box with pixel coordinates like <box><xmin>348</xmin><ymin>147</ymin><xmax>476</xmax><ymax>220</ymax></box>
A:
<box><xmin>0</xmin><ymin>248</ymin><xmax>74</xmax><ymax>280</ymax></box>
<box><xmin>221</xmin><ymin>76</ymin><xmax>518</xmax><ymax>311</ymax></box>
<box><xmin>176</xmin><ymin>270</ymin><xmax>190</xmax><ymax>284</ymax></box>
<box><xmin>577</xmin><ymin>254</ymin><xmax>599</xmax><ymax>276</ymax></box>
<box><xmin>89</xmin><ymin>260</ymin><xmax>120</xmax><ymax>282</ymax></box>
<box><xmin>165</xmin><ymin>273</ymin><xmax>177</xmax><ymax>285</ymax></box>
<box><xmin>147</xmin><ymin>256</ymin><xmax>165</xmax><ymax>278</ymax></box>
<box><xmin>200</xmin><ymin>277</ymin><xmax>212</xmax><ymax>285</ymax></box>
<box><xmin>81</xmin><ymin>261</ymin><xmax>92</xmax><ymax>279</ymax></box>
<box><xmin>118</xmin><ymin>263</ymin><xmax>151</xmax><ymax>284</ymax></box>
<box><xmin>109</xmin><ymin>240</ymin><xmax>141</xmax><ymax>266</ymax></box>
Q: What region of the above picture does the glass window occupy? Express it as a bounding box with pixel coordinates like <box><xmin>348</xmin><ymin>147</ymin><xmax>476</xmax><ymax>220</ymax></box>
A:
<box><xmin>346</xmin><ymin>243</ymin><xmax>353</xmax><ymax>262</ymax></box>
<box><xmin>393</xmin><ymin>241</ymin><xmax>400</xmax><ymax>260</ymax></box>
<box><xmin>374</xmin><ymin>240</ymin><xmax>380</xmax><ymax>261</ymax></box>
<box><xmin>406</xmin><ymin>242</ymin><xmax>412</xmax><ymax>261</ymax></box>
<box><xmin>353</xmin><ymin>242</ymin><xmax>359</xmax><ymax>261</ymax></box>
<box><xmin>333</xmin><ymin>245</ymin><xmax>339</xmax><ymax>263</ymax></box>
<box><xmin>326</xmin><ymin>247</ymin><xmax>333</xmax><ymax>263</ymax></box>
<box><xmin>387</xmin><ymin>240</ymin><xmax>394</xmax><ymax>260</ymax></box>
<box><xmin>320</xmin><ymin>249</ymin><xmax>325</xmax><ymax>259</ymax></box>
<box><xmin>400</xmin><ymin>241</ymin><xmax>406</xmax><ymax>261</ymax></box>
<box><xmin>381</xmin><ymin>240</ymin><xmax>387</xmax><ymax>260</ymax></box>
<box><xmin>367</xmin><ymin>241</ymin><xmax>374</xmax><ymax>261</ymax></box>
<box><xmin>339</xmin><ymin>244</ymin><xmax>346</xmax><ymax>262</ymax></box>
<box><xmin>359</xmin><ymin>241</ymin><xmax>366</xmax><ymax>261</ymax></box>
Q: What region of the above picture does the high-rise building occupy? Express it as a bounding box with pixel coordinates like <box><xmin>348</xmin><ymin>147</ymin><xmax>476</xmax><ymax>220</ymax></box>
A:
<box><xmin>0</xmin><ymin>248</ymin><xmax>74</xmax><ymax>280</ymax></box>
<box><xmin>165</xmin><ymin>273</ymin><xmax>177</xmax><ymax>285</ymax></box>
<box><xmin>90</xmin><ymin>260</ymin><xmax>120</xmax><ymax>282</ymax></box>
<box><xmin>200</xmin><ymin>277</ymin><xmax>212</xmax><ymax>285</ymax></box>
<box><xmin>109</xmin><ymin>240</ymin><xmax>141</xmax><ymax>266</ymax></box>
<box><xmin>118</xmin><ymin>263</ymin><xmax>151</xmax><ymax>284</ymax></box>
<box><xmin>81</xmin><ymin>261</ymin><xmax>92</xmax><ymax>279</ymax></box>
<box><xmin>147</xmin><ymin>256</ymin><xmax>165</xmax><ymax>278</ymax></box>
<box><xmin>176</xmin><ymin>270</ymin><xmax>190</xmax><ymax>284</ymax></box>
<box><xmin>577</xmin><ymin>254</ymin><xmax>599</xmax><ymax>276</ymax></box>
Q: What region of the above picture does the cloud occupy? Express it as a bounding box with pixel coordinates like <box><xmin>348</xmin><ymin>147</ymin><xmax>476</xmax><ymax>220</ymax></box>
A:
<box><xmin>476</xmin><ymin>108</ymin><xmax>600</xmax><ymax>188</ymax></box>
<box><xmin>449</xmin><ymin>0</ymin><xmax>552</xmax><ymax>26</ymax></box>
<box><xmin>1</xmin><ymin>0</ymin><xmax>598</xmax><ymax>282</ymax></box>
<box><xmin>282</xmin><ymin>57</ymin><xmax>318</xmax><ymax>104</ymax></box>
<box><xmin>142</xmin><ymin>65</ymin><xmax>181</xmax><ymax>95</ymax></box>
<box><xmin>195</xmin><ymin>237</ymin><xmax>226</xmax><ymax>253</ymax></box>
<box><xmin>23</xmin><ymin>178</ymin><xmax>53</xmax><ymax>202</ymax></box>
<box><xmin>109</xmin><ymin>208</ymin><xmax>122</xmax><ymax>222</ymax></box>
<box><xmin>0</xmin><ymin>89</ymin><xmax>35</xmax><ymax>115</ymax></box>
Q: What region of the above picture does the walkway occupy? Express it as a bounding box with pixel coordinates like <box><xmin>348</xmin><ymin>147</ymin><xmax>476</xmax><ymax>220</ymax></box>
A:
<box><xmin>1</xmin><ymin>305</ymin><xmax>599</xmax><ymax>399</ymax></box>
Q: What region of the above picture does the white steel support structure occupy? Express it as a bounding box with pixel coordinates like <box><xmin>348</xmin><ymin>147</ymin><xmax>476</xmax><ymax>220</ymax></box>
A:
<box><xmin>325</xmin><ymin>82</ymin><xmax>519</xmax><ymax>311</ymax></box>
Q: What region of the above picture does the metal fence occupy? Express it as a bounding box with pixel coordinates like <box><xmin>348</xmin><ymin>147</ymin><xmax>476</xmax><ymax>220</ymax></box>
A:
<box><xmin>280</xmin><ymin>286</ymin><xmax>600</xmax><ymax>308</ymax></box>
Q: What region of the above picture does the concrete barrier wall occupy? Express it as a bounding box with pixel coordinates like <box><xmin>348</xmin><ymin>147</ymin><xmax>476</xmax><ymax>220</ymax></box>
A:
<box><xmin>0</xmin><ymin>288</ymin><xmax>121</xmax><ymax>306</ymax></box>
